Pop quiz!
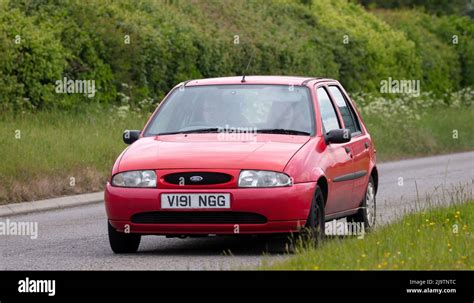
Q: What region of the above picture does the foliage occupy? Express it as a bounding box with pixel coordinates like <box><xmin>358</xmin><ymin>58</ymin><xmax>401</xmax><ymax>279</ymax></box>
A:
<box><xmin>0</xmin><ymin>0</ymin><xmax>473</xmax><ymax>111</ymax></box>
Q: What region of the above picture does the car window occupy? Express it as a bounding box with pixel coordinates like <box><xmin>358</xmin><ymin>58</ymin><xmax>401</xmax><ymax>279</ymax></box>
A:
<box><xmin>316</xmin><ymin>87</ymin><xmax>340</xmax><ymax>132</ymax></box>
<box><xmin>328</xmin><ymin>86</ymin><xmax>361</xmax><ymax>134</ymax></box>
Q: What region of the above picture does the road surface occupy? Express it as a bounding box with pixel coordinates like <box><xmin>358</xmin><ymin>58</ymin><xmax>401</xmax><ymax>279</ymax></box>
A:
<box><xmin>1</xmin><ymin>151</ymin><xmax>473</xmax><ymax>270</ymax></box>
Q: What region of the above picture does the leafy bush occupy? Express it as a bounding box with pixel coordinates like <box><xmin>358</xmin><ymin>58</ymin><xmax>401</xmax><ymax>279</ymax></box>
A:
<box><xmin>0</xmin><ymin>0</ymin><xmax>473</xmax><ymax>111</ymax></box>
<box><xmin>376</xmin><ymin>9</ymin><xmax>474</xmax><ymax>91</ymax></box>
<box><xmin>308</xmin><ymin>0</ymin><xmax>422</xmax><ymax>93</ymax></box>
<box><xmin>357</xmin><ymin>0</ymin><xmax>473</xmax><ymax>17</ymax></box>
<box><xmin>0</xmin><ymin>8</ymin><xmax>68</xmax><ymax>110</ymax></box>
<box><xmin>425</xmin><ymin>14</ymin><xmax>474</xmax><ymax>87</ymax></box>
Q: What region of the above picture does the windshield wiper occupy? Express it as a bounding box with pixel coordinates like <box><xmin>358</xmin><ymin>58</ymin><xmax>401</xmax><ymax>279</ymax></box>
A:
<box><xmin>256</xmin><ymin>129</ymin><xmax>310</xmax><ymax>136</ymax></box>
<box><xmin>158</xmin><ymin>128</ymin><xmax>220</xmax><ymax>136</ymax></box>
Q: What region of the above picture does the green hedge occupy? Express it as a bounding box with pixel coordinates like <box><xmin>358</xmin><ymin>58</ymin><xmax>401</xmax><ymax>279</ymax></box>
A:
<box><xmin>357</xmin><ymin>0</ymin><xmax>472</xmax><ymax>17</ymax></box>
<box><xmin>0</xmin><ymin>0</ymin><xmax>473</xmax><ymax>111</ymax></box>
<box><xmin>376</xmin><ymin>9</ymin><xmax>474</xmax><ymax>88</ymax></box>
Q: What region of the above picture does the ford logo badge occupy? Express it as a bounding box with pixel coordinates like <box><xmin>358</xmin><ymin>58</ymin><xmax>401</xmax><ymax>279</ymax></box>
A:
<box><xmin>190</xmin><ymin>176</ymin><xmax>204</xmax><ymax>182</ymax></box>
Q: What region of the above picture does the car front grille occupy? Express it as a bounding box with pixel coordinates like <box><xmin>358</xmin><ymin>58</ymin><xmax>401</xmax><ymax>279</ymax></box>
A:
<box><xmin>163</xmin><ymin>172</ymin><xmax>233</xmax><ymax>185</ymax></box>
<box><xmin>131</xmin><ymin>211</ymin><xmax>267</xmax><ymax>224</ymax></box>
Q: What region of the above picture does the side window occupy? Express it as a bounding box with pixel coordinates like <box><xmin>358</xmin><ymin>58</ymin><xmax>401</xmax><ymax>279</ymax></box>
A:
<box><xmin>328</xmin><ymin>86</ymin><xmax>361</xmax><ymax>134</ymax></box>
<box><xmin>316</xmin><ymin>87</ymin><xmax>340</xmax><ymax>132</ymax></box>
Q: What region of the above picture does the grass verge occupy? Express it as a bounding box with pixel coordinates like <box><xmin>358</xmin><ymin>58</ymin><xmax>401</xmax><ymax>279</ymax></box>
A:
<box><xmin>260</xmin><ymin>201</ymin><xmax>474</xmax><ymax>270</ymax></box>
<box><xmin>0</xmin><ymin>107</ymin><xmax>146</xmax><ymax>203</ymax></box>
<box><xmin>364</xmin><ymin>106</ymin><xmax>474</xmax><ymax>161</ymax></box>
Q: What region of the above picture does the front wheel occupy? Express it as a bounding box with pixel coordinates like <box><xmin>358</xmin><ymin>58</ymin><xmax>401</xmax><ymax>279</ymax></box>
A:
<box><xmin>346</xmin><ymin>176</ymin><xmax>376</xmax><ymax>231</ymax></box>
<box><xmin>108</xmin><ymin>221</ymin><xmax>141</xmax><ymax>253</ymax></box>
<box><xmin>301</xmin><ymin>186</ymin><xmax>325</xmax><ymax>245</ymax></box>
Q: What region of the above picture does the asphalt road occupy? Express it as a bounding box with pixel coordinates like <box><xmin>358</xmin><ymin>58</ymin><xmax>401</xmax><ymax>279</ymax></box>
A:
<box><xmin>1</xmin><ymin>151</ymin><xmax>473</xmax><ymax>270</ymax></box>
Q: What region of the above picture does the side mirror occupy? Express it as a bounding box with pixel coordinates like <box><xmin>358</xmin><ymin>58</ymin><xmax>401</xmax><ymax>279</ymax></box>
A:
<box><xmin>123</xmin><ymin>130</ymin><xmax>141</xmax><ymax>145</ymax></box>
<box><xmin>324</xmin><ymin>128</ymin><xmax>351</xmax><ymax>145</ymax></box>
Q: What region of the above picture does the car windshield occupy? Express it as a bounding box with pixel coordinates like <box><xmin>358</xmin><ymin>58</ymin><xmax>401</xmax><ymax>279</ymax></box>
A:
<box><xmin>143</xmin><ymin>84</ymin><xmax>314</xmax><ymax>136</ymax></box>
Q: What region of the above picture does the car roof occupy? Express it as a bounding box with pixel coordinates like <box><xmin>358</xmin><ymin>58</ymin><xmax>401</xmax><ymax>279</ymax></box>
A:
<box><xmin>181</xmin><ymin>76</ymin><xmax>336</xmax><ymax>87</ymax></box>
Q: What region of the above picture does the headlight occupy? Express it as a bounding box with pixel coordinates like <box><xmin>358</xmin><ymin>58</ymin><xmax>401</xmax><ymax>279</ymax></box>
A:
<box><xmin>238</xmin><ymin>170</ymin><xmax>292</xmax><ymax>187</ymax></box>
<box><xmin>112</xmin><ymin>170</ymin><xmax>157</xmax><ymax>187</ymax></box>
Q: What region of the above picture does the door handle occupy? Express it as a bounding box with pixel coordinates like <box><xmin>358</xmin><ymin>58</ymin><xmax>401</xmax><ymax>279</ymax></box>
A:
<box><xmin>364</xmin><ymin>142</ymin><xmax>369</xmax><ymax>149</ymax></box>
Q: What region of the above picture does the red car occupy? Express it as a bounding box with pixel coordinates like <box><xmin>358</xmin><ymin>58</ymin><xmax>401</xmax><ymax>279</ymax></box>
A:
<box><xmin>105</xmin><ymin>76</ymin><xmax>378</xmax><ymax>253</ymax></box>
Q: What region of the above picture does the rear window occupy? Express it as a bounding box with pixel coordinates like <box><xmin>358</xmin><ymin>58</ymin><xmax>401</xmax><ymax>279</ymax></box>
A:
<box><xmin>328</xmin><ymin>86</ymin><xmax>361</xmax><ymax>134</ymax></box>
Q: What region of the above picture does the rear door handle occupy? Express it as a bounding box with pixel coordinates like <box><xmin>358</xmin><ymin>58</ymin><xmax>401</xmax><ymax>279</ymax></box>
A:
<box><xmin>364</xmin><ymin>142</ymin><xmax>369</xmax><ymax>149</ymax></box>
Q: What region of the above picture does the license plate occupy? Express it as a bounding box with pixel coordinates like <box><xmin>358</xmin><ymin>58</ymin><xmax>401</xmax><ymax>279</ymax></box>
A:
<box><xmin>161</xmin><ymin>193</ymin><xmax>231</xmax><ymax>209</ymax></box>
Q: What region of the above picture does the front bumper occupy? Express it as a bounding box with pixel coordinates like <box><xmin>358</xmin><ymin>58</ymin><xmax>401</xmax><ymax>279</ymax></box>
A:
<box><xmin>105</xmin><ymin>182</ymin><xmax>316</xmax><ymax>235</ymax></box>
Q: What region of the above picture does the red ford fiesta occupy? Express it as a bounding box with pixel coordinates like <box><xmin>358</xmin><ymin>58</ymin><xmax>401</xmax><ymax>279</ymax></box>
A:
<box><xmin>105</xmin><ymin>76</ymin><xmax>378</xmax><ymax>253</ymax></box>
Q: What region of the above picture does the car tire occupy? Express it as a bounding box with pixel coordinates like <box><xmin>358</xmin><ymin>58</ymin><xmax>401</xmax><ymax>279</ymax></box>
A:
<box><xmin>346</xmin><ymin>176</ymin><xmax>376</xmax><ymax>231</ymax></box>
<box><xmin>302</xmin><ymin>186</ymin><xmax>325</xmax><ymax>245</ymax></box>
<box><xmin>108</xmin><ymin>221</ymin><xmax>141</xmax><ymax>253</ymax></box>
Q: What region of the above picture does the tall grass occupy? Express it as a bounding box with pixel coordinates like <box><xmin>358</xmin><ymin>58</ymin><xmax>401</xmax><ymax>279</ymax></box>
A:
<box><xmin>0</xmin><ymin>107</ymin><xmax>147</xmax><ymax>203</ymax></box>
<box><xmin>355</xmin><ymin>88</ymin><xmax>474</xmax><ymax>161</ymax></box>
<box><xmin>260</xmin><ymin>200</ymin><xmax>474</xmax><ymax>270</ymax></box>
<box><xmin>364</xmin><ymin>106</ymin><xmax>474</xmax><ymax>161</ymax></box>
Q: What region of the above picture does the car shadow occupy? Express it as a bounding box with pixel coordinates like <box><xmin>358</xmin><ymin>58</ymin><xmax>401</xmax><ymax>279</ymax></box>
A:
<box><xmin>136</xmin><ymin>232</ymin><xmax>363</xmax><ymax>257</ymax></box>
<box><xmin>137</xmin><ymin>234</ymin><xmax>298</xmax><ymax>256</ymax></box>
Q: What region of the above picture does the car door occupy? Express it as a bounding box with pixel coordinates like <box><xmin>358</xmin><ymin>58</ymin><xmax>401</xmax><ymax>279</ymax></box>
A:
<box><xmin>328</xmin><ymin>85</ymin><xmax>370</xmax><ymax>209</ymax></box>
<box><xmin>315</xmin><ymin>85</ymin><xmax>355</xmax><ymax>215</ymax></box>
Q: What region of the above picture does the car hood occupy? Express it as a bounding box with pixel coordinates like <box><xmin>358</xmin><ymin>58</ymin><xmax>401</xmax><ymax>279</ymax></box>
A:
<box><xmin>118</xmin><ymin>134</ymin><xmax>310</xmax><ymax>172</ymax></box>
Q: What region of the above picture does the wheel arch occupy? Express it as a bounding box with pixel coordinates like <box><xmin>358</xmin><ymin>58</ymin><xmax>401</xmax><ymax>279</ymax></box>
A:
<box><xmin>370</xmin><ymin>166</ymin><xmax>378</xmax><ymax>194</ymax></box>
<box><xmin>316</xmin><ymin>176</ymin><xmax>328</xmax><ymax>207</ymax></box>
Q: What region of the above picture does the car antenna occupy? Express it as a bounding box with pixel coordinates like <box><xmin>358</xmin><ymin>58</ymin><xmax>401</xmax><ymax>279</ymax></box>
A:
<box><xmin>241</xmin><ymin>50</ymin><xmax>254</xmax><ymax>83</ymax></box>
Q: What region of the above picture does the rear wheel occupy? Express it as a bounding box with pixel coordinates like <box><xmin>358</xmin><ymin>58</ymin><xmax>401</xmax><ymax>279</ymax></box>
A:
<box><xmin>346</xmin><ymin>176</ymin><xmax>376</xmax><ymax>231</ymax></box>
<box><xmin>108</xmin><ymin>221</ymin><xmax>141</xmax><ymax>253</ymax></box>
<box><xmin>301</xmin><ymin>186</ymin><xmax>325</xmax><ymax>245</ymax></box>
